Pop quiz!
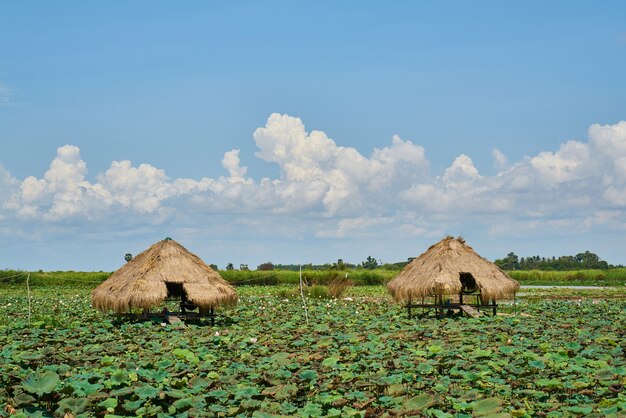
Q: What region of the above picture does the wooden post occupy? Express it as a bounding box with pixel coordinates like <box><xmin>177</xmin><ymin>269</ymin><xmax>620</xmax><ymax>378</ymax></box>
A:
<box><xmin>407</xmin><ymin>297</ymin><xmax>412</xmax><ymax>320</ymax></box>
<box><xmin>26</xmin><ymin>273</ymin><xmax>32</xmax><ymax>327</ymax></box>
<box><xmin>437</xmin><ymin>294</ymin><xmax>444</xmax><ymax>318</ymax></box>
<box><xmin>210</xmin><ymin>307</ymin><xmax>215</xmax><ymax>326</ymax></box>
<box><xmin>299</xmin><ymin>265</ymin><xmax>309</xmax><ymax>325</ymax></box>
<box><xmin>492</xmin><ymin>299</ymin><xmax>497</xmax><ymax>316</ymax></box>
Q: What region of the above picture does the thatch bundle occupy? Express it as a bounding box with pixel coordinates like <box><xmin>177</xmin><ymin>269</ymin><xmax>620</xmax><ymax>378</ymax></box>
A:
<box><xmin>92</xmin><ymin>239</ymin><xmax>237</xmax><ymax>313</ymax></box>
<box><xmin>387</xmin><ymin>236</ymin><xmax>519</xmax><ymax>302</ymax></box>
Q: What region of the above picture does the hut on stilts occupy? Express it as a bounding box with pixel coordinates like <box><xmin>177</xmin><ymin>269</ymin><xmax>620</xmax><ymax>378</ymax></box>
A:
<box><xmin>91</xmin><ymin>238</ymin><xmax>237</xmax><ymax>324</ymax></box>
<box><xmin>387</xmin><ymin>236</ymin><xmax>519</xmax><ymax>318</ymax></box>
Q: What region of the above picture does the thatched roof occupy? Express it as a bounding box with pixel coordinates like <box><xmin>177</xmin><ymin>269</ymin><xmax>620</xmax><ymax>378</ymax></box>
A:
<box><xmin>92</xmin><ymin>238</ymin><xmax>237</xmax><ymax>313</ymax></box>
<box><xmin>387</xmin><ymin>236</ymin><xmax>519</xmax><ymax>302</ymax></box>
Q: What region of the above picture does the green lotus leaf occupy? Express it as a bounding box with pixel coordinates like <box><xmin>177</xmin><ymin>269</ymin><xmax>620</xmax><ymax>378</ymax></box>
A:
<box><xmin>564</xmin><ymin>342</ymin><xmax>582</xmax><ymax>352</ymax></box>
<box><xmin>18</xmin><ymin>351</ymin><xmax>44</xmax><ymax>362</ymax></box>
<box><xmin>321</xmin><ymin>355</ymin><xmax>340</xmax><ymax>368</ymax></box>
<box><xmin>427</xmin><ymin>344</ymin><xmax>443</xmax><ymax>355</ymax></box>
<box><xmin>499</xmin><ymin>346</ymin><xmax>516</xmax><ymax>355</ymax></box>
<box><xmin>109</xmin><ymin>370</ymin><xmax>130</xmax><ymax>386</ymax></box>
<box><xmin>596</xmin><ymin>368</ymin><xmax>615</xmax><ymax>380</ymax></box>
<box><xmin>474</xmin><ymin>348</ymin><xmax>493</xmax><ymax>358</ymax></box>
<box><xmin>325</xmin><ymin>408</ymin><xmax>342</xmax><ymax>418</ymax></box>
<box><xmin>404</xmin><ymin>393</ymin><xmax>435</xmax><ymax>411</ymax></box>
<box><xmin>21</xmin><ymin>371</ymin><xmax>61</xmax><ymax>396</ymax></box>
<box><xmin>299</xmin><ymin>403</ymin><xmax>323</xmax><ymax>417</ymax></box>
<box><xmin>135</xmin><ymin>384</ymin><xmax>159</xmax><ymax>399</ymax></box>
<box><xmin>101</xmin><ymin>355</ymin><xmax>116</xmax><ymax>366</ymax></box>
<box><xmin>535</xmin><ymin>378</ymin><xmax>563</xmax><ymax>389</ymax></box>
<box><xmin>471</xmin><ymin>397</ymin><xmax>503</xmax><ymax>417</ymax></box>
<box><xmin>70</xmin><ymin>379</ymin><xmax>102</xmax><ymax>396</ymax></box>
<box><xmin>299</xmin><ymin>369</ymin><xmax>318</xmax><ymax>381</ymax></box>
<box><xmin>252</xmin><ymin>412</ymin><xmax>292</xmax><ymax>418</ymax></box>
<box><xmin>234</xmin><ymin>386</ymin><xmax>261</xmax><ymax>399</ymax></box>
<box><xmin>56</xmin><ymin>397</ymin><xmax>89</xmax><ymax>414</ymax></box>
<box><xmin>122</xmin><ymin>399</ymin><xmax>146</xmax><ymax>412</ymax></box>
<box><xmin>98</xmin><ymin>397</ymin><xmax>118</xmax><ymax>412</ymax></box>
<box><xmin>528</xmin><ymin>359</ymin><xmax>546</xmax><ymax>370</ymax></box>
<box><xmin>274</xmin><ymin>384</ymin><xmax>298</xmax><ymax>400</ymax></box>
<box><xmin>429</xmin><ymin>409</ymin><xmax>454</xmax><ymax>418</ymax></box>
<box><xmin>12</xmin><ymin>392</ymin><xmax>36</xmax><ymax>407</ymax></box>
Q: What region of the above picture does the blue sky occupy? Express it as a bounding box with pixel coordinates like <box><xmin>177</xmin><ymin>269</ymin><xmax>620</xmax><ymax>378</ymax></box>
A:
<box><xmin>1</xmin><ymin>1</ymin><xmax>626</xmax><ymax>270</ymax></box>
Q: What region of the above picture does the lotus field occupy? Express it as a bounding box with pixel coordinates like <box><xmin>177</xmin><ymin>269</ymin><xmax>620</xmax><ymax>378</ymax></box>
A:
<box><xmin>1</xmin><ymin>286</ymin><xmax>625</xmax><ymax>417</ymax></box>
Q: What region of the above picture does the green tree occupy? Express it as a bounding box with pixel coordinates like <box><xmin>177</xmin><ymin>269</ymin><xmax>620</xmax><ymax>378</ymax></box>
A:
<box><xmin>333</xmin><ymin>259</ymin><xmax>346</xmax><ymax>270</ymax></box>
<box><xmin>361</xmin><ymin>256</ymin><xmax>379</xmax><ymax>269</ymax></box>
<box><xmin>495</xmin><ymin>252</ymin><xmax>520</xmax><ymax>270</ymax></box>
<box><xmin>257</xmin><ymin>262</ymin><xmax>274</xmax><ymax>271</ymax></box>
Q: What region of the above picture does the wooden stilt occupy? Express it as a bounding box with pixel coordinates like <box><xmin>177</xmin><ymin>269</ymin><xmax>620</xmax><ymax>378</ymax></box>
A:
<box><xmin>407</xmin><ymin>297</ymin><xmax>412</xmax><ymax>320</ymax></box>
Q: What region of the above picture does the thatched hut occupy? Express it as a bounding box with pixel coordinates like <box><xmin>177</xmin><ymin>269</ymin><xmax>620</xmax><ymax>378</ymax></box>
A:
<box><xmin>92</xmin><ymin>238</ymin><xmax>237</xmax><ymax>315</ymax></box>
<box><xmin>387</xmin><ymin>236</ymin><xmax>519</xmax><ymax>317</ymax></box>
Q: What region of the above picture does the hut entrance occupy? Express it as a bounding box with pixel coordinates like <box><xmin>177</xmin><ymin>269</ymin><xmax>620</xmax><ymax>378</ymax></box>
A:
<box><xmin>165</xmin><ymin>282</ymin><xmax>184</xmax><ymax>298</ymax></box>
<box><xmin>459</xmin><ymin>273</ymin><xmax>477</xmax><ymax>294</ymax></box>
<box><xmin>165</xmin><ymin>282</ymin><xmax>197</xmax><ymax>314</ymax></box>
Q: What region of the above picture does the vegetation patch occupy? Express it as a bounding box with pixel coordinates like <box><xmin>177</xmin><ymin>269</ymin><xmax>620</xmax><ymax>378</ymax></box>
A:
<box><xmin>0</xmin><ymin>285</ymin><xmax>624</xmax><ymax>416</ymax></box>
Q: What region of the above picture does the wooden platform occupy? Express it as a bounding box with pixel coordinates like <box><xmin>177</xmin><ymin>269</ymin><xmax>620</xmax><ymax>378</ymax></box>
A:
<box><xmin>165</xmin><ymin>315</ymin><xmax>185</xmax><ymax>325</ymax></box>
<box><xmin>405</xmin><ymin>298</ymin><xmax>497</xmax><ymax>319</ymax></box>
<box><xmin>459</xmin><ymin>304</ymin><xmax>481</xmax><ymax>318</ymax></box>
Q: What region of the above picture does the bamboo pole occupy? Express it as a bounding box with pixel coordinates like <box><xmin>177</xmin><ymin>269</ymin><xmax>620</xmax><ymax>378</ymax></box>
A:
<box><xmin>299</xmin><ymin>265</ymin><xmax>309</xmax><ymax>325</ymax></box>
<box><xmin>26</xmin><ymin>273</ymin><xmax>32</xmax><ymax>327</ymax></box>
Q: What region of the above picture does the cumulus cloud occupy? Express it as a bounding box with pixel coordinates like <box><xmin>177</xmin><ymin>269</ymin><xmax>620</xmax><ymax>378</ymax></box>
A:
<box><xmin>221</xmin><ymin>150</ymin><xmax>250</xmax><ymax>183</ymax></box>
<box><xmin>1</xmin><ymin>115</ymin><xmax>626</xmax><ymax>244</ymax></box>
<box><xmin>492</xmin><ymin>148</ymin><xmax>508</xmax><ymax>170</ymax></box>
<box><xmin>529</xmin><ymin>140</ymin><xmax>592</xmax><ymax>185</ymax></box>
<box><xmin>18</xmin><ymin>145</ymin><xmax>110</xmax><ymax>220</ymax></box>
<box><xmin>252</xmin><ymin>113</ymin><xmax>428</xmax><ymax>214</ymax></box>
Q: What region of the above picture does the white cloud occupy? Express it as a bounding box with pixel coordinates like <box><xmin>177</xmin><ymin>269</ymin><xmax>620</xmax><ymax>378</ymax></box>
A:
<box><xmin>221</xmin><ymin>149</ymin><xmax>250</xmax><ymax>183</ymax></box>
<box><xmin>492</xmin><ymin>148</ymin><xmax>508</xmax><ymax>170</ymax></box>
<box><xmin>2</xmin><ymin>115</ymin><xmax>626</xmax><ymax>253</ymax></box>
<box><xmin>252</xmin><ymin>113</ymin><xmax>428</xmax><ymax>215</ymax></box>
<box><xmin>442</xmin><ymin>154</ymin><xmax>481</xmax><ymax>187</ymax></box>
<box><xmin>529</xmin><ymin>140</ymin><xmax>592</xmax><ymax>185</ymax></box>
<box><xmin>18</xmin><ymin>145</ymin><xmax>111</xmax><ymax>220</ymax></box>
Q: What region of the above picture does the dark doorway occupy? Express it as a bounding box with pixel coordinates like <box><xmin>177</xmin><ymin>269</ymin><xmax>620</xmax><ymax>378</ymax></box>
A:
<box><xmin>459</xmin><ymin>272</ymin><xmax>478</xmax><ymax>294</ymax></box>
<box><xmin>165</xmin><ymin>282</ymin><xmax>184</xmax><ymax>298</ymax></box>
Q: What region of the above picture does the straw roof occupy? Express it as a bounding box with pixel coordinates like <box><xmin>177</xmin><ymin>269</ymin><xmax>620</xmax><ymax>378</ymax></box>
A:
<box><xmin>92</xmin><ymin>238</ymin><xmax>237</xmax><ymax>313</ymax></box>
<box><xmin>387</xmin><ymin>236</ymin><xmax>519</xmax><ymax>302</ymax></box>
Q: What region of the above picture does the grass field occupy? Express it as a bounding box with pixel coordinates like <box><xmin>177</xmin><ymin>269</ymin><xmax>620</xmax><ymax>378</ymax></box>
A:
<box><xmin>3</xmin><ymin>267</ymin><xmax>626</xmax><ymax>287</ymax></box>
<box><xmin>1</xmin><ymin>284</ymin><xmax>625</xmax><ymax>416</ymax></box>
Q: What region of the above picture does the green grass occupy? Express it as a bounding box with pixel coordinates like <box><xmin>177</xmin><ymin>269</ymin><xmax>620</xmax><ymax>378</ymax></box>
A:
<box><xmin>0</xmin><ymin>270</ymin><xmax>112</xmax><ymax>286</ymax></box>
<box><xmin>220</xmin><ymin>269</ymin><xmax>396</xmax><ymax>286</ymax></box>
<box><xmin>507</xmin><ymin>268</ymin><xmax>626</xmax><ymax>286</ymax></box>
<box><xmin>3</xmin><ymin>267</ymin><xmax>626</xmax><ymax>287</ymax></box>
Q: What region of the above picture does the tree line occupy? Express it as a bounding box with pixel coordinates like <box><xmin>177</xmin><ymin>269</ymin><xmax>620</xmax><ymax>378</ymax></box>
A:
<box><xmin>494</xmin><ymin>251</ymin><xmax>621</xmax><ymax>271</ymax></box>
<box><xmin>219</xmin><ymin>256</ymin><xmax>410</xmax><ymax>272</ymax></box>
<box><xmin>216</xmin><ymin>250</ymin><xmax>619</xmax><ymax>272</ymax></box>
